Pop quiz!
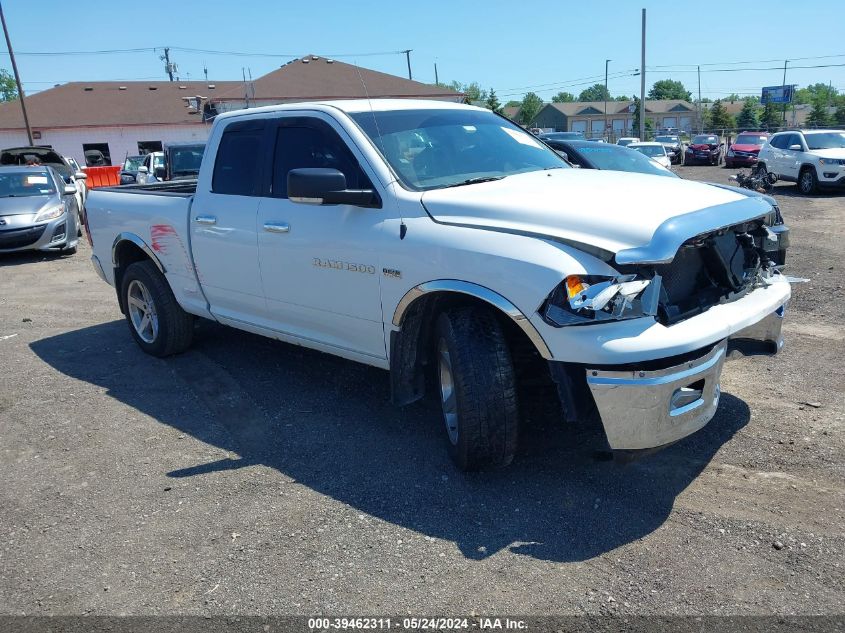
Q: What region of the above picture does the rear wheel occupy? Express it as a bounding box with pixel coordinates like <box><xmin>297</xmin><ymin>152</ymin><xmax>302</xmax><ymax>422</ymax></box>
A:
<box><xmin>434</xmin><ymin>308</ymin><xmax>519</xmax><ymax>471</ymax></box>
<box><xmin>121</xmin><ymin>260</ymin><xmax>194</xmax><ymax>357</ymax></box>
<box><xmin>798</xmin><ymin>167</ymin><xmax>817</xmax><ymax>195</ymax></box>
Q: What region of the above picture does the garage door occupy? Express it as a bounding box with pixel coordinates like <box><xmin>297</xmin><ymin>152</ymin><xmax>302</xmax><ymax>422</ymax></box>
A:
<box><xmin>571</xmin><ymin>120</ymin><xmax>587</xmax><ymax>134</ymax></box>
<box><xmin>662</xmin><ymin>117</ymin><xmax>677</xmax><ymax>129</ymax></box>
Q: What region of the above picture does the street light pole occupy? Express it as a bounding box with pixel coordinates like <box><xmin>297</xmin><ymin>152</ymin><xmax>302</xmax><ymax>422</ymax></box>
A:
<box><xmin>0</xmin><ymin>1</ymin><xmax>33</xmax><ymax>145</ymax></box>
<box><xmin>604</xmin><ymin>59</ymin><xmax>611</xmax><ymax>140</ymax></box>
<box><xmin>639</xmin><ymin>8</ymin><xmax>646</xmax><ymax>142</ymax></box>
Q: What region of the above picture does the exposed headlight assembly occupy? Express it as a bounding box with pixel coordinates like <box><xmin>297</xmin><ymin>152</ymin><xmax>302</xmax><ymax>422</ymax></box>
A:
<box><xmin>542</xmin><ymin>274</ymin><xmax>662</xmax><ymax>326</ymax></box>
<box><xmin>818</xmin><ymin>158</ymin><xmax>845</xmax><ymax>166</ymax></box>
<box><xmin>35</xmin><ymin>205</ymin><xmax>65</xmax><ymax>222</ymax></box>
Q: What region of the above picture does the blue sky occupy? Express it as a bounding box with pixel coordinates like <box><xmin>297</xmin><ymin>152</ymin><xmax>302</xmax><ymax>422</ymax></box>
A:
<box><xmin>4</xmin><ymin>0</ymin><xmax>844</xmax><ymax>101</ymax></box>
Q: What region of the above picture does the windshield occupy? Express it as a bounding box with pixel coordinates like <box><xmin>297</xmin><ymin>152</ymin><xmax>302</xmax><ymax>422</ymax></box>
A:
<box><xmin>351</xmin><ymin>109</ymin><xmax>567</xmax><ymax>190</ymax></box>
<box><xmin>654</xmin><ymin>136</ymin><xmax>680</xmax><ymax>143</ymax></box>
<box><xmin>631</xmin><ymin>144</ymin><xmax>666</xmax><ymax>157</ymax></box>
<box><xmin>169</xmin><ymin>146</ymin><xmax>204</xmax><ymax>175</ymax></box>
<box><xmin>804</xmin><ymin>132</ymin><xmax>845</xmax><ymax>150</ymax></box>
<box><xmin>123</xmin><ymin>156</ymin><xmax>144</xmax><ymax>171</ymax></box>
<box><xmin>541</xmin><ymin>132</ymin><xmax>585</xmax><ymax>140</ymax></box>
<box><xmin>692</xmin><ymin>135</ymin><xmax>718</xmax><ymax>145</ymax></box>
<box><xmin>578</xmin><ymin>145</ymin><xmax>676</xmax><ymax>177</ymax></box>
<box><xmin>734</xmin><ymin>134</ymin><xmax>768</xmax><ymax>145</ymax></box>
<box><xmin>0</xmin><ymin>171</ymin><xmax>56</xmax><ymax>197</ymax></box>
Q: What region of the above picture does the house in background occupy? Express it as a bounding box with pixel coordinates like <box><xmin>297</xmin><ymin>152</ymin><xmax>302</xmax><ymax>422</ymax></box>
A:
<box><xmin>530</xmin><ymin>99</ymin><xmax>696</xmax><ymax>137</ymax></box>
<box><xmin>0</xmin><ymin>56</ymin><xmax>462</xmax><ymax>166</ymax></box>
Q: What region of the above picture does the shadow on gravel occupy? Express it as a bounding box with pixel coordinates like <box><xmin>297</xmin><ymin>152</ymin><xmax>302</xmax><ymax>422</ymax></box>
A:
<box><xmin>0</xmin><ymin>250</ymin><xmax>71</xmax><ymax>267</ymax></box>
<box><xmin>31</xmin><ymin>319</ymin><xmax>750</xmax><ymax>563</ymax></box>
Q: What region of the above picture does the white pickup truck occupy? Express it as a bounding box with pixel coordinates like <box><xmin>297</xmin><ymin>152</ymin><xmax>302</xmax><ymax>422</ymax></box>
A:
<box><xmin>86</xmin><ymin>99</ymin><xmax>792</xmax><ymax>470</ymax></box>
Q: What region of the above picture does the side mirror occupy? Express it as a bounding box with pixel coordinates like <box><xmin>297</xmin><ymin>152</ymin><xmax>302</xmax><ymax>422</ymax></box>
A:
<box><xmin>788</xmin><ymin>144</ymin><xmax>802</xmax><ymax>151</ymax></box>
<box><xmin>554</xmin><ymin>150</ymin><xmax>569</xmax><ymax>161</ymax></box>
<box><xmin>63</xmin><ymin>184</ymin><xmax>78</xmax><ymax>196</ymax></box>
<box><xmin>287</xmin><ymin>168</ymin><xmax>380</xmax><ymax>208</ymax></box>
<box><xmin>74</xmin><ymin>171</ymin><xmax>87</xmax><ymax>180</ymax></box>
<box><xmin>138</xmin><ymin>166</ymin><xmax>149</xmax><ymax>174</ymax></box>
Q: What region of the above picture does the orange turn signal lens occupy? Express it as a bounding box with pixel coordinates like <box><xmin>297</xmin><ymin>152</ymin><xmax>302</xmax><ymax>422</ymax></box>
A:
<box><xmin>565</xmin><ymin>275</ymin><xmax>586</xmax><ymax>298</ymax></box>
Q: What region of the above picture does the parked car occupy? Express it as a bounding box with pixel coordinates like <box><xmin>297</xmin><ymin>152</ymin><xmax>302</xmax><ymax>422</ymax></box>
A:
<box><xmin>757</xmin><ymin>129</ymin><xmax>845</xmax><ymax>194</ymax></box>
<box><xmin>684</xmin><ymin>134</ymin><xmax>724</xmax><ymax>166</ymax></box>
<box><xmin>585</xmin><ymin>138</ymin><xmax>607</xmax><ymax>143</ymax></box>
<box><xmin>120</xmin><ymin>155</ymin><xmax>146</xmax><ymax>185</ymax></box>
<box><xmin>0</xmin><ymin>146</ymin><xmax>87</xmax><ymax>233</ymax></box>
<box><xmin>629</xmin><ymin>142</ymin><xmax>672</xmax><ymax>169</ymax></box>
<box><xmin>725</xmin><ymin>132</ymin><xmax>770</xmax><ymax>169</ymax></box>
<box><xmin>64</xmin><ymin>156</ymin><xmax>88</xmax><ymax>203</ymax></box>
<box><xmin>539</xmin><ymin>131</ymin><xmax>586</xmax><ymax>141</ymax></box>
<box><xmin>86</xmin><ymin>99</ymin><xmax>790</xmax><ymax>471</ymax></box>
<box><xmin>0</xmin><ymin>166</ymin><xmax>80</xmax><ymax>255</ymax></box>
<box><xmin>136</xmin><ymin>151</ymin><xmax>165</xmax><ymax>185</ymax></box>
<box><xmin>543</xmin><ymin>139</ymin><xmax>676</xmax><ymax>177</ymax></box>
<box><xmin>616</xmin><ymin>137</ymin><xmax>640</xmax><ymax>147</ymax></box>
<box><xmin>84</xmin><ymin>149</ymin><xmax>108</xmax><ymax>167</ymax></box>
<box><xmin>654</xmin><ymin>134</ymin><xmax>683</xmax><ymax>165</ymax></box>
<box><xmin>164</xmin><ymin>142</ymin><xmax>206</xmax><ymax>181</ymax></box>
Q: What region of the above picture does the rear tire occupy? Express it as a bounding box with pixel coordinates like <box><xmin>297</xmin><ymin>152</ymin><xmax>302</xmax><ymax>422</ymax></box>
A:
<box><xmin>798</xmin><ymin>167</ymin><xmax>817</xmax><ymax>195</ymax></box>
<box><xmin>121</xmin><ymin>260</ymin><xmax>194</xmax><ymax>357</ymax></box>
<box><xmin>434</xmin><ymin>308</ymin><xmax>519</xmax><ymax>471</ymax></box>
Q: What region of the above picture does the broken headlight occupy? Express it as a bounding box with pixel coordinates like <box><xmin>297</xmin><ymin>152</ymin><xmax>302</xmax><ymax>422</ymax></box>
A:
<box><xmin>542</xmin><ymin>274</ymin><xmax>662</xmax><ymax>326</ymax></box>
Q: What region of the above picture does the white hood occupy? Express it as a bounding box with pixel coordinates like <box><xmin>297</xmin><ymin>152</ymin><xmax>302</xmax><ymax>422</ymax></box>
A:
<box><xmin>812</xmin><ymin>148</ymin><xmax>845</xmax><ymax>160</ymax></box>
<box><xmin>421</xmin><ymin>169</ymin><xmax>764</xmax><ymax>258</ymax></box>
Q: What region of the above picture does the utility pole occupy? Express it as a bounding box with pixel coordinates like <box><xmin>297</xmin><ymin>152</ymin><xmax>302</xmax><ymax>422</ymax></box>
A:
<box><xmin>604</xmin><ymin>59</ymin><xmax>611</xmax><ymax>140</ymax></box>
<box><xmin>203</xmin><ymin>63</ymin><xmax>208</xmax><ymax>82</ymax></box>
<box><xmin>639</xmin><ymin>8</ymin><xmax>646</xmax><ymax>142</ymax></box>
<box><xmin>0</xmin><ymin>1</ymin><xmax>32</xmax><ymax>145</ymax></box>
<box><xmin>434</xmin><ymin>62</ymin><xmax>439</xmax><ymax>86</ymax></box>
<box><xmin>697</xmin><ymin>65</ymin><xmax>702</xmax><ymax>133</ymax></box>
<box><xmin>782</xmin><ymin>59</ymin><xmax>788</xmax><ymax>126</ymax></box>
<box><xmin>403</xmin><ymin>49</ymin><xmax>413</xmax><ymax>81</ymax></box>
<box><xmin>163</xmin><ymin>47</ymin><xmax>174</xmax><ymax>81</ymax></box>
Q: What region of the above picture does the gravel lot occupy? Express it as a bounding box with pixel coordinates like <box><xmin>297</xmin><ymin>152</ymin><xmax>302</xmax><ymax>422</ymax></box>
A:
<box><xmin>1</xmin><ymin>165</ymin><xmax>843</xmax><ymax>618</ymax></box>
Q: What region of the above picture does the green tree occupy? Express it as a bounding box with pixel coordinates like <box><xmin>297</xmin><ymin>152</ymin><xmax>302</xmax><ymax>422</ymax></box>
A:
<box><xmin>504</xmin><ymin>100</ymin><xmax>521</xmax><ymax>108</ymax></box>
<box><xmin>615</xmin><ymin>95</ymin><xmax>630</xmax><ymax>101</ymax></box>
<box><xmin>631</xmin><ymin>96</ymin><xmax>654</xmax><ymax>138</ymax></box>
<box><xmin>519</xmin><ymin>92</ymin><xmax>544</xmax><ymax>125</ymax></box>
<box><xmin>760</xmin><ymin>101</ymin><xmax>782</xmax><ymax>130</ymax></box>
<box><xmin>835</xmin><ymin>104</ymin><xmax>845</xmax><ymax>126</ymax></box>
<box><xmin>0</xmin><ymin>69</ymin><xmax>17</xmax><ymax>102</ymax></box>
<box><xmin>551</xmin><ymin>91</ymin><xmax>575</xmax><ymax>103</ymax></box>
<box><xmin>708</xmin><ymin>99</ymin><xmax>735</xmax><ymax>131</ymax></box>
<box><xmin>806</xmin><ymin>95</ymin><xmax>832</xmax><ymax>127</ymax></box>
<box><xmin>578</xmin><ymin>83</ymin><xmax>610</xmax><ymax>102</ymax></box>
<box><xmin>794</xmin><ymin>82</ymin><xmax>838</xmax><ymax>106</ymax></box>
<box><xmin>648</xmin><ymin>79</ymin><xmax>691</xmax><ymax>101</ymax></box>
<box><xmin>724</xmin><ymin>93</ymin><xmax>742</xmax><ymax>103</ymax></box>
<box><xmin>485</xmin><ymin>88</ymin><xmax>502</xmax><ymax>114</ymax></box>
<box><xmin>736</xmin><ymin>98</ymin><xmax>760</xmax><ymax>130</ymax></box>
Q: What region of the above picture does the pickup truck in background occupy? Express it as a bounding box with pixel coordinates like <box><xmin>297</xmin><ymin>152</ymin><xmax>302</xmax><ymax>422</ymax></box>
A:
<box><xmin>85</xmin><ymin>100</ymin><xmax>792</xmax><ymax>471</ymax></box>
<box><xmin>135</xmin><ymin>142</ymin><xmax>206</xmax><ymax>185</ymax></box>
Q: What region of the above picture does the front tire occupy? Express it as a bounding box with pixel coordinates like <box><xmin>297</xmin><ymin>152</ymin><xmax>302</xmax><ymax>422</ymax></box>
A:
<box><xmin>121</xmin><ymin>260</ymin><xmax>194</xmax><ymax>357</ymax></box>
<box><xmin>798</xmin><ymin>167</ymin><xmax>818</xmax><ymax>195</ymax></box>
<box><xmin>434</xmin><ymin>308</ymin><xmax>519</xmax><ymax>471</ymax></box>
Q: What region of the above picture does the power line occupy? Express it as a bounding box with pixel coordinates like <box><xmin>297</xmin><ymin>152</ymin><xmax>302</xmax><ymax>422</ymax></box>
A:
<box><xmin>649</xmin><ymin>52</ymin><xmax>845</xmax><ymax>69</ymax></box>
<box><xmin>647</xmin><ymin>62</ymin><xmax>845</xmax><ymax>73</ymax></box>
<box><xmin>1</xmin><ymin>46</ymin><xmax>407</xmax><ymax>58</ymax></box>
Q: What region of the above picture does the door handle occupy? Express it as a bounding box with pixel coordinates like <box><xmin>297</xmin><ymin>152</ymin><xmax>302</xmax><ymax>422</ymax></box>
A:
<box><xmin>195</xmin><ymin>215</ymin><xmax>217</xmax><ymax>225</ymax></box>
<box><xmin>263</xmin><ymin>222</ymin><xmax>290</xmax><ymax>234</ymax></box>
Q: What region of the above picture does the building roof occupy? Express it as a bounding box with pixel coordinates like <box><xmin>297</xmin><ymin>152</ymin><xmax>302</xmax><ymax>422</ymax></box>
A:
<box><xmin>541</xmin><ymin>99</ymin><xmax>695</xmax><ymax>117</ymax></box>
<box><xmin>0</xmin><ymin>55</ymin><xmax>461</xmax><ymax>131</ymax></box>
<box><xmin>502</xmin><ymin>105</ymin><xmax>521</xmax><ymax>120</ymax></box>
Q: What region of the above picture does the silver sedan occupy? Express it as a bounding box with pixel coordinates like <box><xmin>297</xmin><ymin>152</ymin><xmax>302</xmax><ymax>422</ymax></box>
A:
<box><xmin>0</xmin><ymin>166</ymin><xmax>80</xmax><ymax>255</ymax></box>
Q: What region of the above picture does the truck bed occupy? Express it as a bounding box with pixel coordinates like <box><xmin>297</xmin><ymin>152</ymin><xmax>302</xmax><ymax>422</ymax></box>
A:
<box><xmin>97</xmin><ymin>179</ymin><xmax>197</xmax><ymax>197</ymax></box>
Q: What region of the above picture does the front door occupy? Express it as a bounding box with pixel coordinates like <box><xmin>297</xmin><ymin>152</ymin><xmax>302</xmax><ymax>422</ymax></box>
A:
<box><xmin>256</xmin><ymin>114</ymin><xmax>388</xmax><ymax>361</ymax></box>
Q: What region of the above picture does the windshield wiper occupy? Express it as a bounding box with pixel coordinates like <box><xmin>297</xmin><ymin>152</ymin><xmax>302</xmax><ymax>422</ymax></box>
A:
<box><xmin>443</xmin><ymin>175</ymin><xmax>505</xmax><ymax>188</ymax></box>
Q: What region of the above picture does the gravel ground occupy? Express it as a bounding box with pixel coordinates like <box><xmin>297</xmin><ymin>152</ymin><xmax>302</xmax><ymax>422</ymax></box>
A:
<box><xmin>0</xmin><ymin>165</ymin><xmax>843</xmax><ymax>618</ymax></box>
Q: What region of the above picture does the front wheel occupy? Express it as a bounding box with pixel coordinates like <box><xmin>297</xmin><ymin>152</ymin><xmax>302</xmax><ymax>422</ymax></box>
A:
<box><xmin>121</xmin><ymin>260</ymin><xmax>194</xmax><ymax>357</ymax></box>
<box><xmin>434</xmin><ymin>308</ymin><xmax>519</xmax><ymax>471</ymax></box>
<box><xmin>798</xmin><ymin>167</ymin><xmax>818</xmax><ymax>195</ymax></box>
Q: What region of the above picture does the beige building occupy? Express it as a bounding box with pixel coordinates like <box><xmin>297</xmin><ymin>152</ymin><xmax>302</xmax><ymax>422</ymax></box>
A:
<box><xmin>530</xmin><ymin>99</ymin><xmax>697</xmax><ymax>137</ymax></box>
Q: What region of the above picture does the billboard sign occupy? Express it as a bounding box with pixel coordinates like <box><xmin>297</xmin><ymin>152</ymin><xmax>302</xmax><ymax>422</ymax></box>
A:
<box><xmin>761</xmin><ymin>85</ymin><xmax>795</xmax><ymax>104</ymax></box>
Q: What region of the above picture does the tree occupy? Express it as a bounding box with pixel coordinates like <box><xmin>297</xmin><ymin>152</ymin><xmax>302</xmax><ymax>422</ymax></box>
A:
<box><xmin>648</xmin><ymin>79</ymin><xmax>691</xmax><ymax>101</ymax></box>
<box><xmin>504</xmin><ymin>100</ymin><xmax>521</xmax><ymax>108</ymax></box>
<box><xmin>485</xmin><ymin>88</ymin><xmax>502</xmax><ymax>114</ymax></box>
<box><xmin>835</xmin><ymin>104</ymin><xmax>845</xmax><ymax>126</ymax></box>
<box><xmin>708</xmin><ymin>99</ymin><xmax>734</xmax><ymax>131</ymax></box>
<box><xmin>806</xmin><ymin>95</ymin><xmax>832</xmax><ymax>127</ymax></box>
<box><xmin>615</xmin><ymin>95</ymin><xmax>630</xmax><ymax>101</ymax></box>
<box><xmin>551</xmin><ymin>91</ymin><xmax>575</xmax><ymax>103</ymax></box>
<box><xmin>0</xmin><ymin>69</ymin><xmax>17</xmax><ymax>102</ymax></box>
<box><xmin>735</xmin><ymin>98</ymin><xmax>760</xmax><ymax>130</ymax></box>
<box><xmin>578</xmin><ymin>83</ymin><xmax>610</xmax><ymax>102</ymax></box>
<box><xmin>724</xmin><ymin>93</ymin><xmax>742</xmax><ymax>103</ymax></box>
<box><xmin>519</xmin><ymin>92</ymin><xmax>544</xmax><ymax>126</ymax></box>
<box><xmin>631</xmin><ymin>96</ymin><xmax>653</xmax><ymax>138</ymax></box>
<box><xmin>794</xmin><ymin>82</ymin><xmax>838</xmax><ymax>106</ymax></box>
<box><xmin>760</xmin><ymin>101</ymin><xmax>782</xmax><ymax>130</ymax></box>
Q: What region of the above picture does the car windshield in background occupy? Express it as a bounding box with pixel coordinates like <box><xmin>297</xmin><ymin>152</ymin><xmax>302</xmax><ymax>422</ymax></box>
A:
<box><xmin>804</xmin><ymin>132</ymin><xmax>845</xmax><ymax>150</ymax></box>
<box><xmin>578</xmin><ymin>145</ymin><xmax>676</xmax><ymax>177</ymax></box>
<box><xmin>735</xmin><ymin>134</ymin><xmax>768</xmax><ymax>144</ymax></box>
<box><xmin>655</xmin><ymin>136</ymin><xmax>680</xmax><ymax>143</ymax></box>
<box><xmin>170</xmin><ymin>146</ymin><xmax>204</xmax><ymax>176</ymax></box>
<box><xmin>0</xmin><ymin>171</ymin><xmax>56</xmax><ymax>197</ymax></box>
<box><xmin>123</xmin><ymin>156</ymin><xmax>144</xmax><ymax>171</ymax></box>
<box><xmin>351</xmin><ymin>109</ymin><xmax>567</xmax><ymax>190</ymax></box>
<box><xmin>692</xmin><ymin>135</ymin><xmax>718</xmax><ymax>145</ymax></box>
<box><xmin>632</xmin><ymin>145</ymin><xmax>665</xmax><ymax>157</ymax></box>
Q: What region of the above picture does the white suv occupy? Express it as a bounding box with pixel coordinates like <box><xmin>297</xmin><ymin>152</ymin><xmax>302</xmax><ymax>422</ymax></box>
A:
<box><xmin>757</xmin><ymin>129</ymin><xmax>845</xmax><ymax>194</ymax></box>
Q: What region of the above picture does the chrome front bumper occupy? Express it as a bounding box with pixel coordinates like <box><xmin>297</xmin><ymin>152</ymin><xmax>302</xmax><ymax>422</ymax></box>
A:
<box><xmin>586</xmin><ymin>341</ymin><xmax>727</xmax><ymax>450</ymax></box>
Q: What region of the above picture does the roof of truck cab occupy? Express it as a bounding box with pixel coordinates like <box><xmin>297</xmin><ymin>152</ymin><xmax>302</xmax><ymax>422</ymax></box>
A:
<box><xmin>214</xmin><ymin>98</ymin><xmax>481</xmax><ymax>122</ymax></box>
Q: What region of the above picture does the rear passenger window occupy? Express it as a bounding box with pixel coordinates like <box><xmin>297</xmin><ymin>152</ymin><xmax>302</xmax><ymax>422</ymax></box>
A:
<box><xmin>271</xmin><ymin>121</ymin><xmax>370</xmax><ymax>198</ymax></box>
<box><xmin>769</xmin><ymin>135</ymin><xmax>785</xmax><ymax>149</ymax></box>
<box><xmin>212</xmin><ymin>125</ymin><xmax>264</xmax><ymax>196</ymax></box>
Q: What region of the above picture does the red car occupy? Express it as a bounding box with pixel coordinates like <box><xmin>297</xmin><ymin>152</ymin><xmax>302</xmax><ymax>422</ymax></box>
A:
<box><xmin>725</xmin><ymin>131</ymin><xmax>770</xmax><ymax>168</ymax></box>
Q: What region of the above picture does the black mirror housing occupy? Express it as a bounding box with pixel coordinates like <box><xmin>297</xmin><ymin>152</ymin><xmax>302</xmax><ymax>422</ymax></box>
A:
<box><xmin>288</xmin><ymin>168</ymin><xmax>380</xmax><ymax>208</ymax></box>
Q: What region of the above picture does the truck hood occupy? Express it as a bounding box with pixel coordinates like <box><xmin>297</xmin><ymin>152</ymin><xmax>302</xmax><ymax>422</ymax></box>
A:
<box><xmin>730</xmin><ymin>143</ymin><xmax>762</xmax><ymax>152</ymax></box>
<box><xmin>420</xmin><ymin>169</ymin><xmax>773</xmax><ymax>262</ymax></box>
<box><xmin>811</xmin><ymin>148</ymin><xmax>845</xmax><ymax>160</ymax></box>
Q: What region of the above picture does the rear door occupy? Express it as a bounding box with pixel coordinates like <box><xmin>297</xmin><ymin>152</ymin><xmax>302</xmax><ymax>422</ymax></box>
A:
<box><xmin>189</xmin><ymin>118</ymin><xmax>267</xmax><ymax>323</ymax></box>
